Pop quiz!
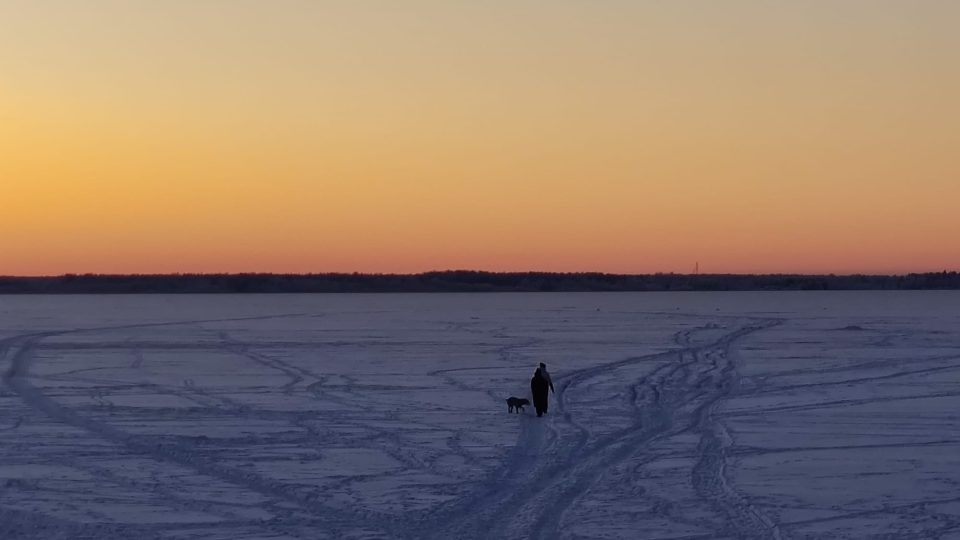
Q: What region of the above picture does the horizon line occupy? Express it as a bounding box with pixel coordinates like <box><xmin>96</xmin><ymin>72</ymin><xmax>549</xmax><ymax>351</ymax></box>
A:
<box><xmin>3</xmin><ymin>270</ymin><xmax>958</xmax><ymax>279</ymax></box>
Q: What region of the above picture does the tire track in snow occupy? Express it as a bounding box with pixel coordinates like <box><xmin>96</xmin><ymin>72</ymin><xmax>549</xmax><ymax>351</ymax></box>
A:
<box><xmin>5</xmin><ymin>337</ymin><xmax>312</xmax><ymax>502</ymax></box>
<box><xmin>0</xmin><ymin>505</ymin><xmax>164</xmax><ymax>540</ymax></box>
<box><xmin>427</xmin><ymin>320</ymin><xmax>782</xmax><ymax>540</ymax></box>
<box><xmin>535</xmin><ymin>321</ymin><xmax>783</xmax><ymax>540</ymax></box>
<box><xmin>218</xmin><ymin>332</ymin><xmax>307</xmax><ymax>394</ymax></box>
<box><xmin>729</xmin><ymin>438</ymin><xmax>960</xmax><ymax>457</ymax></box>
<box><xmin>724</xmin><ymin>390</ymin><xmax>960</xmax><ymax>417</ymax></box>
<box><xmin>0</xmin><ymin>315</ymin><xmax>410</xmax><ymax>539</ymax></box>
<box><xmin>691</xmin><ymin>347</ymin><xmax>784</xmax><ymax>540</ymax></box>
<box><xmin>216</xmin><ymin>331</ymin><xmax>463</xmax><ymax>481</ymax></box>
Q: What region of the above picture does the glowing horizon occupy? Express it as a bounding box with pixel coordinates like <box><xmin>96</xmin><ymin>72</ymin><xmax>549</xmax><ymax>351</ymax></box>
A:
<box><xmin>3</xmin><ymin>2</ymin><xmax>958</xmax><ymax>276</ymax></box>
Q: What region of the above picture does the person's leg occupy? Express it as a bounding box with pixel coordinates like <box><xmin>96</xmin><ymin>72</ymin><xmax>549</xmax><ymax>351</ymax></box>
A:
<box><xmin>532</xmin><ymin>392</ymin><xmax>545</xmax><ymax>417</ymax></box>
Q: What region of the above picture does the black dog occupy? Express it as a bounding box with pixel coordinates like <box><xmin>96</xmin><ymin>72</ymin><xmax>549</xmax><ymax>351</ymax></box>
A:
<box><xmin>506</xmin><ymin>397</ymin><xmax>530</xmax><ymax>414</ymax></box>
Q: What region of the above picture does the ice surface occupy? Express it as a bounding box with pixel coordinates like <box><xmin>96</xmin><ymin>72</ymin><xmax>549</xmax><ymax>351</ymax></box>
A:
<box><xmin>1</xmin><ymin>291</ymin><xmax>959</xmax><ymax>539</ymax></box>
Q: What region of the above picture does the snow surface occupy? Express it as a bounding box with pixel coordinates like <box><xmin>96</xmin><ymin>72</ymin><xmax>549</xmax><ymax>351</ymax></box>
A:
<box><xmin>1</xmin><ymin>291</ymin><xmax>959</xmax><ymax>539</ymax></box>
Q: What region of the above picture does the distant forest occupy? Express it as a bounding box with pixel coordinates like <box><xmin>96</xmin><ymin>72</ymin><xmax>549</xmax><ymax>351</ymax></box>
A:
<box><xmin>1</xmin><ymin>271</ymin><xmax>959</xmax><ymax>294</ymax></box>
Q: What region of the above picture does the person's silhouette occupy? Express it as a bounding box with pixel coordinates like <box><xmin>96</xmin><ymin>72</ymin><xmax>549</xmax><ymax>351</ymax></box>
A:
<box><xmin>530</xmin><ymin>362</ymin><xmax>555</xmax><ymax>417</ymax></box>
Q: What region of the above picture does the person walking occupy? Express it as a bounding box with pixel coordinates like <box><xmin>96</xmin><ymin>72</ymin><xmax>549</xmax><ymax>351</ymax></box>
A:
<box><xmin>530</xmin><ymin>362</ymin><xmax>555</xmax><ymax>417</ymax></box>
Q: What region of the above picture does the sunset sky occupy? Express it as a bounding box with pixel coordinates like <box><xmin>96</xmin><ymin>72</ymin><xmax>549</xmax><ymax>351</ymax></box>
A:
<box><xmin>2</xmin><ymin>1</ymin><xmax>958</xmax><ymax>275</ymax></box>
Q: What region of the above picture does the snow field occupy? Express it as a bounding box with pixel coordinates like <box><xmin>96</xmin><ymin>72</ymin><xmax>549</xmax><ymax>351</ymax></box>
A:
<box><xmin>1</xmin><ymin>292</ymin><xmax>959</xmax><ymax>539</ymax></box>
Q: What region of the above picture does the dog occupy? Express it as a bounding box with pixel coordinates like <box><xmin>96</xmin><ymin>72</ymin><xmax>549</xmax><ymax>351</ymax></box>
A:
<box><xmin>506</xmin><ymin>397</ymin><xmax>530</xmax><ymax>414</ymax></box>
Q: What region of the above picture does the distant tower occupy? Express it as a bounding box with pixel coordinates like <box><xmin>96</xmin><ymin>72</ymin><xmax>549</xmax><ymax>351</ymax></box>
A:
<box><xmin>694</xmin><ymin>262</ymin><xmax>699</xmax><ymax>275</ymax></box>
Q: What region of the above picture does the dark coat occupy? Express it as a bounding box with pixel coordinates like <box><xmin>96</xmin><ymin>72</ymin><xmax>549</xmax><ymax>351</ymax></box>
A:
<box><xmin>531</xmin><ymin>368</ymin><xmax>551</xmax><ymax>413</ymax></box>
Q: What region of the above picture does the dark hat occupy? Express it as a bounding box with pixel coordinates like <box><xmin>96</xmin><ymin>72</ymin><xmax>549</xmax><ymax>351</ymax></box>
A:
<box><xmin>539</xmin><ymin>362</ymin><xmax>546</xmax><ymax>368</ymax></box>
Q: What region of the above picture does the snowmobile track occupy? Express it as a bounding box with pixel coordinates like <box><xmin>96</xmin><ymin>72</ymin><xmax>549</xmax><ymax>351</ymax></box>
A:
<box><xmin>427</xmin><ymin>319</ymin><xmax>783</xmax><ymax>540</ymax></box>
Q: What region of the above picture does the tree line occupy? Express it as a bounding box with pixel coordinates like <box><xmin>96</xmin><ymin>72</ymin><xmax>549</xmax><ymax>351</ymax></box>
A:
<box><xmin>0</xmin><ymin>271</ymin><xmax>958</xmax><ymax>294</ymax></box>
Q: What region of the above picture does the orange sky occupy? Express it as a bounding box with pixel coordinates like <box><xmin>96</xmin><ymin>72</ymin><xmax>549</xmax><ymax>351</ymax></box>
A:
<box><xmin>2</xmin><ymin>1</ymin><xmax>958</xmax><ymax>275</ymax></box>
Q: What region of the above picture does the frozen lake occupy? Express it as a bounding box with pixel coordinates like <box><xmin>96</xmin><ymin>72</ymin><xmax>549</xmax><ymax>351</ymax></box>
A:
<box><xmin>1</xmin><ymin>292</ymin><xmax>959</xmax><ymax>539</ymax></box>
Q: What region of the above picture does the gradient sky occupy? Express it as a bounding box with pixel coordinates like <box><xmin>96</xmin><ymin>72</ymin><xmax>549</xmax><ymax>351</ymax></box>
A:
<box><xmin>2</xmin><ymin>1</ymin><xmax>958</xmax><ymax>275</ymax></box>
